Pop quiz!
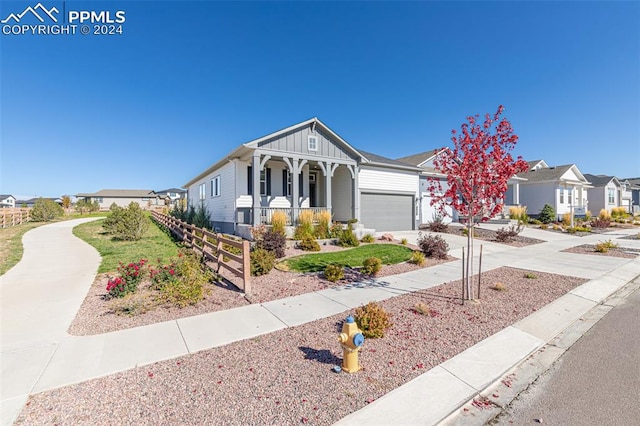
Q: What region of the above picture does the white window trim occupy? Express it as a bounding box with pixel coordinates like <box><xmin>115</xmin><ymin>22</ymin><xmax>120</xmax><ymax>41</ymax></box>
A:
<box><xmin>260</xmin><ymin>169</ymin><xmax>267</xmax><ymax>196</ymax></box>
<box><xmin>199</xmin><ymin>183</ymin><xmax>206</xmax><ymax>201</ymax></box>
<box><xmin>308</xmin><ymin>135</ymin><xmax>318</xmax><ymax>151</ymax></box>
<box><xmin>211</xmin><ymin>175</ymin><xmax>221</xmax><ymax>197</ymax></box>
<box><xmin>285</xmin><ymin>171</ymin><xmax>292</xmax><ymax>197</ymax></box>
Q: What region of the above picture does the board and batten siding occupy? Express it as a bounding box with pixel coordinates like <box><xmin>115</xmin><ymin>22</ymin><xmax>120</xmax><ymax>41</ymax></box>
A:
<box><xmin>358</xmin><ymin>166</ymin><xmax>419</xmax><ymax>195</ymax></box>
<box><xmin>258</xmin><ymin>127</ymin><xmax>354</xmax><ymax>161</ymax></box>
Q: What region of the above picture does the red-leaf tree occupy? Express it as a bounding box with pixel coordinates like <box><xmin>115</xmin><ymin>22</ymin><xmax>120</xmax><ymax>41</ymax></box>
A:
<box><xmin>427</xmin><ymin>105</ymin><xmax>528</xmax><ymax>300</ymax></box>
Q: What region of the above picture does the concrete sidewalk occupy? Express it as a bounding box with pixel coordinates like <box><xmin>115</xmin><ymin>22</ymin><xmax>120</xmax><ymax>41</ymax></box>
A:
<box><xmin>1</xmin><ymin>220</ymin><xmax>639</xmax><ymax>425</ymax></box>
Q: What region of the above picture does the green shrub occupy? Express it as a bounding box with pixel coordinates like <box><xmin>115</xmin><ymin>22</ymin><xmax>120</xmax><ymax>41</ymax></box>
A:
<box><xmin>354</xmin><ymin>302</ymin><xmax>392</xmax><ymax>339</ymax></box>
<box><xmin>30</xmin><ymin>198</ymin><xmax>64</xmax><ymax>222</ymax></box>
<box><xmin>523</xmin><ymin>272</ymin><xmax>537</xmax><ymax>279</ymax></box>
<box><xmin>417</xmin><ymin>232</ymin><xmax>449</xmax><ymax>259</ymax></box>
<box><xmin>106</xmin><ymin>259</ymin><xmax>148</xmax><ymax>298</ymax></box>
<box><xmin>401</xmin><ymin>238</ymin><xmax>408</xmax><ymax>245</ymax></box>
<box><xmin>256</xmin><ymin>229</ymin><xmax>287</xmax><ymax>258</ymax></box>
<box><xmin>324</xmin><ymin>263</ymin><xmax>344</xmax><ymax>282</ymax></box>
<box><xmin>298</xmin><ymin>234</ymin><xmax>321</xmax><ymax>251</ymax></box>
<box><xmin>250</xmin><ymin>248</ymin><xmax>275</xmax><ymax>276</ymax></box>
<box><xmin>329</xmin><ymin>222</ymin><xmax>343</xmax><ymax>239</ymax></box>
<box><xmin>361</xmin><ymin>257</ymin><xmax>382</xmax><ymax>276</ymax></box>
<box><xmin>158</xmin><ymin>253</ymin><xmax>213</xmax><ymax>307</ymax></box>
<box><xmin>193</xmin><ymin>202</ymin><xmax>212</xmax><ymax>229</ymax></box>
<box><xmin>361</xmin><ymin>234</ymin><xmax>375</xmax><ymax>243</ymax></box>
<box><xmin>338</xmin><ymin>223</ymin><xmax>360</xmax><ymax>247</ymax></box>
<box><xmin>591</xmin><ymin>217</ymin><xmax>611</xmax><ymax>228</ymax></box>
<box><xmin>103</xmin><ymin>202</ymin><xmax>149</xmax><ymax>241</ymax></box>
<box><xmin>410</xmin><ymin>250</ymin><xmax>426</xmax><ymax>266</ymax></box>
<box><xmin>538</xmin><ymin>204</ymin><xmax>556</xmax><ymax>224</ymax></box>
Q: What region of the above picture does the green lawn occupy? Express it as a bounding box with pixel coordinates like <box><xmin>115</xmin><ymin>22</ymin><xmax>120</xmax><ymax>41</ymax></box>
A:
<box><xmin>0</xmin><ymin>212</ymin><xmax>107</xmax><ymax>276</ymax></box>
<box><xmin>280</xmin><ymin>244</ymin><xmax>414</xmax><ymax>273</ymax></box>
<box><xmin>73</xmin><ymin>218</ymin><xmax>180</xmax><ymax>273</ymax></box>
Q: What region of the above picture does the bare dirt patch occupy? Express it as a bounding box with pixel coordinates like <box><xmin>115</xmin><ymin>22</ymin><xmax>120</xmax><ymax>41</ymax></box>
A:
<box><xmin>22</xmin><ymin>267</ymin><xmax>586</xmax><ymax>426</ymax></box>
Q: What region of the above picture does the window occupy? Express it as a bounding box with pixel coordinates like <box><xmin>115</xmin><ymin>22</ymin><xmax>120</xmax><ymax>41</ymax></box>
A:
<box><xmin>248</xmin><ymin>166</ymin><xmax>271</xmax><ymax>196</ymax></box>
<box><xmin>211</xmin><ymin>176</ymin><xmax>221</xmax><ymax>197</ymax></box>
<box><xmin>608</xmin><ymin>188</ymin><xmax>615</xmax><ymax>204</ymax></box>
<box><xmin>199</xmin><ymin>183</ymin><xmax>206</xmax><ymax>200</ymax></box>
<box><xmin>559</xmin><ymin>189</ymin><xmax>564</xmax><ymax>204</ymax></box>
<box><xmin>95</xmin><ymin>197</ymin><xmax>103</xmax><ymax>203</ymax></box>
<box><xmin>308</xmin><ymin>135</ymin><xmax>318</xmax><ymax>151</ymax></box>
<box><xmin>282</xmin><ymin>170</ymin><xmax>292</xmax><ymax>197</ymax></box>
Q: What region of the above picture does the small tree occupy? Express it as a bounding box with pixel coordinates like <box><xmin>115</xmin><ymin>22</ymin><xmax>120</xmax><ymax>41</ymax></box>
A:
<box><xmin>538</xmin><ymin>204</ymin><xmax>556</xmax><ymax>224</ymax></box>
<box><xmin>31</xmin><ymin>198</ymin><xmax>64</xmax><ymax>222</ymax></box>
<box><xmin>428</xmin><ymin>105</ymin><xmax>528</xmax><ymax>300</ymax></box>
<box><xmin>61</xmin><ymin>195</ymin><xmax>71</xmax><ymax>212</ymax></box>
<box><xmin>103</xmin><ymin>202</ymin><xmax>149</xmax><ymax>241</ymax></box>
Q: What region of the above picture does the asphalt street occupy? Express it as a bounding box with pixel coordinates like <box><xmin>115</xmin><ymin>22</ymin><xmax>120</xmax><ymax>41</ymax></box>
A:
<box><xmin>491</xmin><ymin>281</ymin><xmax>640</xmax><ymax>426</ymax></box>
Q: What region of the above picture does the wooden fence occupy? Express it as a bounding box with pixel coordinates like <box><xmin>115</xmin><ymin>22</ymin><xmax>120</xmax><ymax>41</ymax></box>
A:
<box><xmin>0</xmin><ymin>208</ymin><xmax>30</xmax><ymax>228</ymax></box>
<box><xmin>151</xmin><ymin>211</ymin><xmax>251</xmax><ymax>294</ymax></box>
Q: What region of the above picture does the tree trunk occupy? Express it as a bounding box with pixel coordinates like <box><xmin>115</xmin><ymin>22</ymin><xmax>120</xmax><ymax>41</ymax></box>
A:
<box><xmin>465</xmin><ymin>218</ymin><xmax>474</xmax><ymax>300</ymax></box>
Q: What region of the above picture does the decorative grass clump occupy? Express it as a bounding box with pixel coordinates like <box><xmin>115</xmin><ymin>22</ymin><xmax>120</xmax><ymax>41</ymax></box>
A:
<box><xmin>354</xmin><ymin>301</ymin><xmax>392</xmax><ymax>339</ymax></box>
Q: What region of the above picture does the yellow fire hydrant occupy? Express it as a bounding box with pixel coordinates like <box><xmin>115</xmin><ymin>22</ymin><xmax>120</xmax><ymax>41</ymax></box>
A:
<box><xmin>338</xmin><ymin>315</ymin><xmax>365</xmax><ymax>373</ymax></box>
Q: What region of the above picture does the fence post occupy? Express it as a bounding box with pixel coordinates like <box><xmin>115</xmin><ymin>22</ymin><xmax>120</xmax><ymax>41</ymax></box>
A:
<box><xmin>242</xmin><ymin>240</ymin><xmax>251</xmax><ymax>294</ymax></box>
<box><xmin>216</xmin><ymin>234</ymin><xmax>223</xmax><ymax>273</ymax></box>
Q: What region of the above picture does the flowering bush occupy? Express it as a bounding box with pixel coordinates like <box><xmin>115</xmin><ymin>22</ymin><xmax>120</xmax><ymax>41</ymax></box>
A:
<box><xmin>150</xmin><ymin>260</ymin><xmax>179</xmax><ymax>290</ymax></box>
<box><xmin>106</xmin><ymin>259</ymin><xmax>147</xmax><ymax>298</ymax></box>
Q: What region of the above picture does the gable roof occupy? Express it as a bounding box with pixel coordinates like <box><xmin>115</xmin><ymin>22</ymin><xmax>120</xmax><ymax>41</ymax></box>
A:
<box><xmin>583</xmin><ymin>174</ymin><xmax>619</xmax><ymax>187</ymax></box>
<box><xmin>0</xmin><ymin>194</ymin><xmax>15</xmax><ymax>200</ymax></box>
<box><xmin>357</xmin><ymin>149</ymin><xmax>421</xmax><ymax>171</ymax></box>
<box><xmin>76</xmin><ymin>189</ymin><xmax>156</xmax><ymax>198</ymax></box>
<box><xmin>155</xmin><ymin>188</ymin><xmax>186</xmax><ymax>194</ymax></box>
<box><xmin>517</xmin><ymin>164</ymin><xmax>588</xmax><ymax>184</ymax></box>
<box><xmin>527</xmin><ymin>160</ymin><xmax>549</xmax><ymax>170</ymax></box>
<box><xmin>395</xmin><ymin>149</ymin><xmax>443</xmax><ymax>167</ymax></box>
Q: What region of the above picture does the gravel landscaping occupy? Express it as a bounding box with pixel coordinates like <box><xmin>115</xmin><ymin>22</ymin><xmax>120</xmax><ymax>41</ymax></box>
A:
<box><xmin>441</xmin><ymin>225</ymin><xmax>545</xmax><ymax>247</ymax></box>
<box><xmin>562</xmin><ymin>244</ymin><xmax>640</xmax><ymax>259</ymax></box>
<box><xmin>24</xmin><ymin>267</ymin><xmax>586</xmax><ymax>425</ymax></box>
<box><xmin>68</xmin><ymin>241</ymin><xmax>454</xmax><ymax>336</ymax></box>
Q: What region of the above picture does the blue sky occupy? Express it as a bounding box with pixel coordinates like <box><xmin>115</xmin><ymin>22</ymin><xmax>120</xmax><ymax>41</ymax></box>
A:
<box><xmin>1</xmin><ymin>0</ymin><xmax>639</xmax><ymax>198</ymax></box>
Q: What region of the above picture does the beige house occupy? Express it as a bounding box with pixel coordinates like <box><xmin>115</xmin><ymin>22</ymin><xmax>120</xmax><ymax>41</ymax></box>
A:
<box><xmin>76</xmin><ymin>189</ymin><xmax>162</xmax><ymax>210</ymax></box>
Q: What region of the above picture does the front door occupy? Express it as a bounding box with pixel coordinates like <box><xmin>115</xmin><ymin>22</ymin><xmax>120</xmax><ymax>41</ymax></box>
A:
<box><xmin>309</xmin><ymin>172</ymin><xmax>317</xmax><ymax>207</ymax></box>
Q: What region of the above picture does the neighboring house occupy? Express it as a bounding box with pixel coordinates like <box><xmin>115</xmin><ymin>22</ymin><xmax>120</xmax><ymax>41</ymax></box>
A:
<box><xmin>184</xmin><ymin>118</ymin><xmax>421</xmax><ymax>237</ymax></box>
<box><xmin>583</xmin><ymin>174</ymin><xmax>633</xmax><ymax>215</ymax></box>
<box><xmin>623</xmin><ymin>177</ymin><xmax>640</xmax><ymax>215</ymax></box>
<box><xmin>155</xmin><ymin>188</ymin><xmax>187</xmax><ymax>208</ymax></box>
<box><xmin>396</xmin><ymin>149</ymin><xmax>526</xmax><ymax>224</ymax></box>
<box><xmin>15</xmin><ymin>197</ymin><xmax>63</xmax><ymax>208</ymax></box>
<box><xmin>76</xmin><ymin>189</ymin><xmax>161</xmax><ymax>210</ymax></box>
<box><xmin>517</xmin><ymin>160</ymin><xmax>591</xmax><ymax>220</ymax></box>
<box><xmin>0</xmin><ymin>195</ymin><xmax>16</xmax><ymax>208</ymax></box>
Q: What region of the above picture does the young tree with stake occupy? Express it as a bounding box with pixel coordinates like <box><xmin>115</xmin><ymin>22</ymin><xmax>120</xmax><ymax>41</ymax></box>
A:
<box><xmin>428</xmin><ymin>105</ymin><xmax>528</xmax><ymax>300</ymax></box>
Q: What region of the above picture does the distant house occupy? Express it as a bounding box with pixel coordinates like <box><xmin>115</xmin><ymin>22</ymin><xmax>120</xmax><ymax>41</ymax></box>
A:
<box><xmin>155</xmin><ymin>188</ymin><xmax>187</xmax><ymax>208</ymax></box>
<box><xmin>15</xmin><ymin>197</ymin><xmax>63</xmax><ymax>208</ymax></box>
<box><xmin>517</xmin><ymin>160</ymin><xmax>591</xmax><ymax>220</ymax></box>
<box><xmin>396</xmin><ymin>149</ymin><xmax>526</xmax><ymax>225</ymax></box>
<box><xmin>623</xmin><ymin>178</ymin><xmax>640</xmax><ymax>215</ymax></box>
<box><xmin>583</xmin><ymin>174</ymin><xmax>633</xmax><ymax>215</ymax></box>
<box><xmin>76</xmin><ymin>189</ymin><xmax>161</xmax><ymax>210</ymax></box>
<box><xmin>0</xmin><ymin>195</ymin><xmax>16</xmax><ymax>208</ymax></box>
<box><xmin>184</xmin><ymin>117</ymin><xmax>421</xmax><ymax>237</ymax></box>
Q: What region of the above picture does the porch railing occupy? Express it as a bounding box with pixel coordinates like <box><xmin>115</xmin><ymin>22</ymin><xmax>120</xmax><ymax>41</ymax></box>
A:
<box><xmin>260</xmin><ymin>207</ymin><xmax>331</xmax><ymax>225</ymax></box>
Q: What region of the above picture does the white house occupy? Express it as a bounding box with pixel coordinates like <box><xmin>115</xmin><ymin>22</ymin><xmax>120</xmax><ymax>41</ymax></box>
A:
<box><xmin>583</xmin><ymin>174</ymin><xmax>633</xmax><ymax>214</ymax></box>
<box><xmin>517</xmin><ymin>160</ymin><xmax>591</xmax><ymax>220</ymax></box>
<box><xmin>155</xmin><ymin>188</ymin><xmax>187</xmax><ymax>208</ymax></box>
<box><xmin>396</xmin><ymin>149</ymin><xmax>526</xmax><ymax>224</ymax></box>
<box><xmin>0</xmin><ymin>195</ymin><xmax>16</xmax><ymax>208</ymax></box>
<box><xmin>76</xmin><ymin>189</ymin><xmax>162</xmax><ymax>210</ymax></box>
<box><xmin>184</xmin><ymin>118</ymin><xmax>421</xmax><ymax>237</ymax></box>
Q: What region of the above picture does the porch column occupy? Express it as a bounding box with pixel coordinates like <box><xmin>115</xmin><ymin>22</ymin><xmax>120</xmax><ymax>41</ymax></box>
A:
<box><xmin>513</xmin><ymin>182</ymin><xmax>520</xmax><ymax>205</ymax></box>
<box><xmin>347</xmin><ymin>165</ymin><xmax>360</xmax><ymax>222</ymax></box>
<box><xmin>252</xmin><ymin>153</ymin><xmax>261</xmax><ymax>226</ymax></box>
<box><xmin>283</xmin><ymin>157</ymin><xmax>307</xmax><ymax>224</ymax></box>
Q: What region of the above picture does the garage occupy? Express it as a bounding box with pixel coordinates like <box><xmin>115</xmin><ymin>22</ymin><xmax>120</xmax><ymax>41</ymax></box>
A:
<box><xmin>360</xmin><ymin>192</ymin><xmax>414</xmax><ymax>232</ymax></box>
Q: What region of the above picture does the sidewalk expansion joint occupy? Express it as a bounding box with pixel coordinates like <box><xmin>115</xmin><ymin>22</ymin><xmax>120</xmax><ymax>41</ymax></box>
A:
<box><xmin>175</xmin><ymin>321</ymin><xmax>191</xmax><ymax>354</ymax></box>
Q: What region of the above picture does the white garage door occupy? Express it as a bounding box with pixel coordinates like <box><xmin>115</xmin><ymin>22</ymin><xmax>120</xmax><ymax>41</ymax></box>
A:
<box><xmin>360</xmin><ymin>193</ymin><xmax>414</xmax><ymax>232</ymax></box>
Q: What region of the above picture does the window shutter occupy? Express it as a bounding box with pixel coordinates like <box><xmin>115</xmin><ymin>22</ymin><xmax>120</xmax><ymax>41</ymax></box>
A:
<box><xmin>266</xmin><ymin>168</ymin><xmax>272</xmax><ymax>196</ymax></box>
<box><xmin>282</xmin><ymin>169</ymin><xmax>287</xmax><ymax>196</ymax></box>
<box><xmin>247</xmin><ymin>166</ymin><xmax>253</xmax><ymax>195</ymax></box>
<box><xmin>298</xmin><ymin>173</ymin><xmax>303</xmax><ymax>197</ymax></box>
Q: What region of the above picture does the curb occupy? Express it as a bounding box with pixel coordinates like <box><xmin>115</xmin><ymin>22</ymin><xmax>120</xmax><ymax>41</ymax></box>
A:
<box><xmin>439</xmin><ymin>274</ymin><xmax>640</xmax><ymax>426</ymax></box>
